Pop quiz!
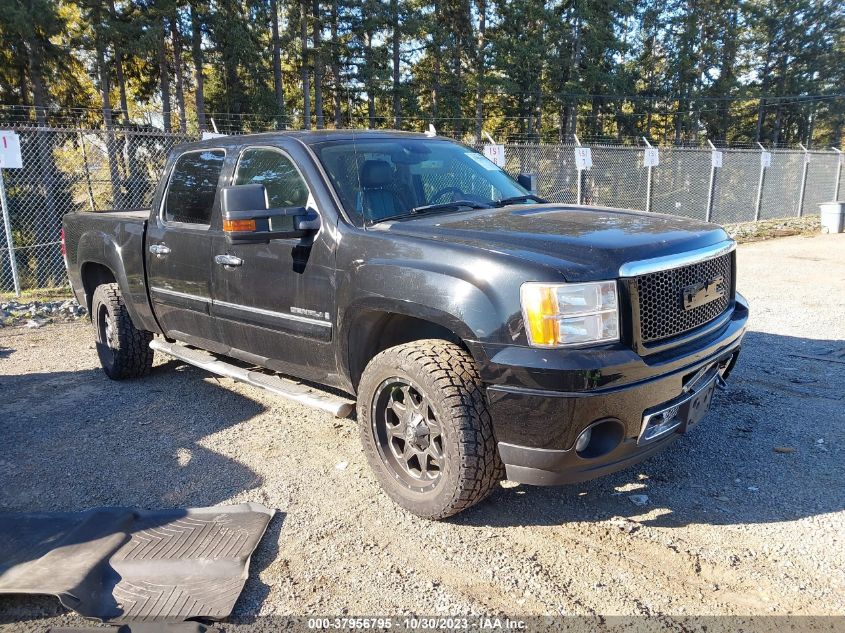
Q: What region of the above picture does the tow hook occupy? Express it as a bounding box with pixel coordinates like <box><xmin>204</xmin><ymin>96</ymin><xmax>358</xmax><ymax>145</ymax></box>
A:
<box><xmin>715</xmin><ymin>374</ymin><xmax>727</xmax><ymax>391</ymax></box>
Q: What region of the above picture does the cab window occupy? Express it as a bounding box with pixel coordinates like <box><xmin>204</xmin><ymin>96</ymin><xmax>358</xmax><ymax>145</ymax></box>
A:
<box><xmin>234</xmin><ymin>148</ymin><xmax>310</xmax><ymax>208</ymax></box>
<box><xmin>163</xmin><ymin>150</ymin><xmax>225</xmax><ymax>225</ymax></box>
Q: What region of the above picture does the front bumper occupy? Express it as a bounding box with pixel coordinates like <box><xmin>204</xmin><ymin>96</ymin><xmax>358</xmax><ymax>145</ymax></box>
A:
<box><xmin>470</xmin><ymin>295</ymin><xmax>748</xmax><ymax>486</ymax></box>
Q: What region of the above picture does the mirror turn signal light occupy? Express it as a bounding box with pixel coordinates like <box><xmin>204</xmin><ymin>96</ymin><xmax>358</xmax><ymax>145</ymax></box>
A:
<box><xmin>223</xmin><ymin>218</ymin><xmax>257</xmax><ymax>232</ymax></box>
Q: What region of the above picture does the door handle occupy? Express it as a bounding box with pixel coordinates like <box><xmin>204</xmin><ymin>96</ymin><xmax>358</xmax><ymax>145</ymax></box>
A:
<box><xmin>149</xmin><ymin>243</ymin><xmax>171</xmax><ymax>257</ymax></box>
<box><xmin>215</xmin><ymin>254</ymin><xmax>243</xmax><ymax>267</ymax></box>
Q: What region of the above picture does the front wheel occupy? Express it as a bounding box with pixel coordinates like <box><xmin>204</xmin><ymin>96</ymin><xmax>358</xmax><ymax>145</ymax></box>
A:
<box><xmin>357</xmin><ymin>339</ymin><xmax>503</xmax><ymax>519</ymax></box>
<box><xmin>92</xmin><ymin>283</ymin><xmax>154</xmax><ymax>380</ymax></box>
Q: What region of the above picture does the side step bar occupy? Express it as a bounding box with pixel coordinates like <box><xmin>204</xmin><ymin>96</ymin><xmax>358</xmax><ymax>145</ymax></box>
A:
<box><xmin>150</xmin><ymin>339</ymin><xmax>355</xmax><ymax>418</ymax></box>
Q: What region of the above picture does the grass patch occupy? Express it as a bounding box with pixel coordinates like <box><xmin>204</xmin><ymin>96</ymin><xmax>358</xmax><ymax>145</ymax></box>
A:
<box><xmin>0</xmin><ymin>286</ymin><xmax>74</xmax><ymax>302</ymax></box>
<box><xmin>724</xmin><ymin>216</ymin><xmax>821</xmax><ymax>244</ymax></box>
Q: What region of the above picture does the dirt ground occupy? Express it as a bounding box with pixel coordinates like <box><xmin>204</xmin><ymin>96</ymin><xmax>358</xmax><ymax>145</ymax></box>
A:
<box><xmin>0</xmin><ymin>233</ymin><xmax>843</xmax><ymax>629</ymax></box>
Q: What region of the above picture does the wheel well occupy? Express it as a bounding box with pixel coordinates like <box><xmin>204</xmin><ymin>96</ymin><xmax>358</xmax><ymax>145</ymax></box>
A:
<box><xmin>348</xmin><ymin>311</ymin><xmax>469</xmax><ymax>392</ymax></box>
<box><xmin>80</xmin><ymin>263</ymin><xmax>116</xmax><ymax>316</ymax></box>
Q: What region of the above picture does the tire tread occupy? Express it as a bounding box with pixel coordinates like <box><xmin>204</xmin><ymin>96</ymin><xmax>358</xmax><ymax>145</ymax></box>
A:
<box><xmin>93</xmin><ymin>283</ymin><xmax>154</xmax><ymax>380</ymax></box>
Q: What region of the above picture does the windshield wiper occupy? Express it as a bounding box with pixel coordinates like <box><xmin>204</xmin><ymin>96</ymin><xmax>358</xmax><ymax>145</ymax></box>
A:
<box><xmin>410</xmin><ymin>200</ymin><xmax>491</xmax><ymax>215</ymax></box>
<box><xmin>368</xmin><ymin>200</ymin><xmax>490</xmax><ymax>225</ymax></box>
<box><xmin>492</xmin><ymin>194</ymin><xmax>547</xmax><ymax>207</ymax></box>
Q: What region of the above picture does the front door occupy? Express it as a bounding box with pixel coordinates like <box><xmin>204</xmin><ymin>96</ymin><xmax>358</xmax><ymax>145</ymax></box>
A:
<box><xmin>146</xmin><ymin>148</ymin><xmax>226</xmax><ymax>351</ymax></box>
<box><xmin>210</xmin><ymin>145</ymin><xmax>339</xmax><ymax>385</ymax></box>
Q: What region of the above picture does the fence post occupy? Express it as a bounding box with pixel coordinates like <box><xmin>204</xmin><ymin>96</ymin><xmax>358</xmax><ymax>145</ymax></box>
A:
<box><xmin>833</xmin><ymin>148</ymin><xmax>842</xmax><ymax>201</ymax></box>
<box><xmin>0</xmin><ymin>168</ymin><xmax>21</xmax><ymax>296</ymax></box>
<box><xmin>797</xmin><ymin>143</ymin><xmax>810</xmax><ymax>217</ymax></box>
<box><xmin>706</xmin><ymin>140</ymin><xmax>720</xmax><ymax>222</ymax></box>
<box><xmin>643</xmin><ymin>137</ymin><xmax>654</xmax><ymax>213</ymax></box>
<box><xmin>754</xmin><ymin>142</ymin><xmax>768</xmax><ymax>221</ymax></box>
<box><xmin>574</xmin><ymin>134</ymin><xmax>582</xmax><ymax>205</ymax></box>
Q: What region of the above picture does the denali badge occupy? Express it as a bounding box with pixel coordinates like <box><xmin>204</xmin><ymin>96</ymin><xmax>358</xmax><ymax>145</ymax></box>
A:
<box><xmin>683</xmin><ymin>276</ymin><xmax>725</xmax><ymax>310</ymax></box>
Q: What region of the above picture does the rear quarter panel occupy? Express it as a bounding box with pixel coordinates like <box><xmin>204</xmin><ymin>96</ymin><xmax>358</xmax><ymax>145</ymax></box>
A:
<box><xmin>63</xmin><ymin>210</ymin><xmax>160</xmax><ymax>334</ymax></box>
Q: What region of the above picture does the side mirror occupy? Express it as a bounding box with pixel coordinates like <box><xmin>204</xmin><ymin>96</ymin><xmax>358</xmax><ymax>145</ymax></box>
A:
<box><xmin>517</xmin><ymin>173</ymin><xmax>538</xmax><ymax>193</ymax></box>
<box><xmin>220</xmin><ymin>184</ymin><xmax>320</xmax><ymax>244</ymax></box>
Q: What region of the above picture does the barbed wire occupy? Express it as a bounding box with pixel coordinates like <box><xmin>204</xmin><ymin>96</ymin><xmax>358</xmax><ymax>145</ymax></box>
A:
<box><xmin>1</xmin><ymin>104</ymin><xmax>841</xmax><ymax>151</ymax></box>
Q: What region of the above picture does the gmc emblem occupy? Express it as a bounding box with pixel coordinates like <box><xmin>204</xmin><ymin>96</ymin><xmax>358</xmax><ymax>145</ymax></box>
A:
<box><xmin>683</xmin><ymin>276</ymin><xmax>725</xmax><ymax>310</ymax></box>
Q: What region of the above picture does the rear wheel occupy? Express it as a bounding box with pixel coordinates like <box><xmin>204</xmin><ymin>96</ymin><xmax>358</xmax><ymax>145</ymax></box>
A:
<box><xmin>357</xmin><ymin>339</ymin><xmax>503</xmax><ymax>519</ymax></box>
<box><xmin>92</xmin><ymin>283</ymin><xmax>154</xmax><ymax>380</ymax></box>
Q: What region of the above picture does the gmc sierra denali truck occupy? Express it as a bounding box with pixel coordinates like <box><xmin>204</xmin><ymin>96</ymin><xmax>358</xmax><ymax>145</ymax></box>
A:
<box><xmin>63</xmin><ymin>130</ymin><xmax>748</xmax><ymax>519</ymax></box>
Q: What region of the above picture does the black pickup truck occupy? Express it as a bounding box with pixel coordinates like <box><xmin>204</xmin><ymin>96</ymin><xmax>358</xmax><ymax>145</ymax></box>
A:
<box><xmin>63</xmin><ymin>130</ymin><xmax>748</xmax><ymax>519</ymax></box>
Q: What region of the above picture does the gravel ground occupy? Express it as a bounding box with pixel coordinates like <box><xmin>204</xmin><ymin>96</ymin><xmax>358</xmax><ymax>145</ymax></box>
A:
<box><xmin>0</xmin><ymin>233</ymin><xmax>843</xmax><ymax>628</ymax></box>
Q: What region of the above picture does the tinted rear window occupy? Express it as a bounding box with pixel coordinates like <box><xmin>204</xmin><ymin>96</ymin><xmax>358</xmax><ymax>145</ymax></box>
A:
<box><xmin>163</xmin><ymin>150</ymin><xmax>225</xmax><ymax>225</ymax></box>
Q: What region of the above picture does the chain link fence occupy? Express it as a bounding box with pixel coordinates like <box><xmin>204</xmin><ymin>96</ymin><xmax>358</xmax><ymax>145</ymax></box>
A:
<box><xmin>502</xmin><ymin>143</ymin><xmax>844</xmax><ymax>223</ymax></box>
<box><xmin>1</xmin><ymin>125</ymin><xmax>843</xmax><ymax>294</ymax></box>
<box><xmin>0</xmin><ymin>127</ymin><xmax>193</xmax><ymax>294</ymax></box>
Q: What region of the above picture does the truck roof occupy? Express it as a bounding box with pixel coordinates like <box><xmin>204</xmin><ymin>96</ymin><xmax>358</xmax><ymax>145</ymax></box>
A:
<box><xmin>181</xmin><ymin>129</ymin><xmax>439</xmax><ymax>151</ymax></box>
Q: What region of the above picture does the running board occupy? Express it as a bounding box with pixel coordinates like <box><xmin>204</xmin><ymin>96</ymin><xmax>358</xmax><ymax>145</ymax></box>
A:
<box><xmin>150</xmin><ymin>339</ymin><xmax>355</xmax><ymax>418</ymax></box>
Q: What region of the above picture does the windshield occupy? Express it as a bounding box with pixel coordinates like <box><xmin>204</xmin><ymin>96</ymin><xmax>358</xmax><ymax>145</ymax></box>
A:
<box><xmin>312</xmin><ymin>138</ymin><xmax>532</xmax><ymax>225</ymax></box>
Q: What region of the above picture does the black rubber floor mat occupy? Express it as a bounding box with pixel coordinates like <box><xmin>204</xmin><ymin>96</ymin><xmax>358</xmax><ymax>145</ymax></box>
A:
<box><xmin>49</xmin><ymin>625</ymin><xmax>218</xmax><ymax>633</ymax></box>
<box><xmin>50</xmin><ymin>625</ymin><xmax>218</xmax><ymax>633</ymax></box>
<box><xmin>0</xmin><ymin>503</ymin><xmax>274</xmax><ymax>622</ymax></box>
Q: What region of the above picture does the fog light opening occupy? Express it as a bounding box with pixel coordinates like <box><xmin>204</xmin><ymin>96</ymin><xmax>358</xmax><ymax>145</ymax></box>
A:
<box><xmin>575</xmin><ymin>419</ymin><xmax>625</xmax><ymax>459</ymax></box>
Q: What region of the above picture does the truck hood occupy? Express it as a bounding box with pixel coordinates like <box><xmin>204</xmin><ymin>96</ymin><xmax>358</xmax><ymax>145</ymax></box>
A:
<box><xmin>376</xmin><ymin>203</ymin><xmax>730</xmax><ymax>281</ymax></box>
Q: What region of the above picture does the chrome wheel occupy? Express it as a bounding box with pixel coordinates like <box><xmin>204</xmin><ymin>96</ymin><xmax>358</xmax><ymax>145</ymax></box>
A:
<box><xmin>372</xmin><ymin>378</ymin><xmax>444</xmax><ymax>491</ymax></box>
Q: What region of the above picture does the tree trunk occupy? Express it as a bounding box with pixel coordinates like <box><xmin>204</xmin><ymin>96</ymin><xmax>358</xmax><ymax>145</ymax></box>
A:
<box><xmin>95</xmin><ymin>33</ymin><xmax>113</xmax><ymax>130</ymax></box>
<box><xmin>107</xmin><ymin>0</ymin><xmax>130</xmax><ymax>124</ymax></box>
<box><xmin>365</xmin><ymin>27</ymin><xmax>375</xmax><ymax>128</ymax></box>
<box><xmin>18</xmin><ymin>62</ymin><xmax>29</xmax><ymax>106</ymax></box>
<box><xmin>755</xmin><ymin>39</ymin><xmax>774</xmax><ymax>143</ymax></box>
<box><xmin>565</xmin><ymin>15</ymin><xmax>582</xmax><ymax>138</ymax></box>
<box><xmin>158</xmin><ymin>18</ymin><xmax>172</xmax><ymax>133</ymax></box>
<box><xmin>453</xmin><ymin>17</ymin><xmax>463</xmax><ymax>136</ymax></box>
<box><xmin>270</xmin><ymin>0</ymin><xmax>285</xmax><ymax>126</ymax></box>
<box><xmin>113</xmin><ymin>52</ymin><xmax>130</xmax><ymax>125</ymax></box>
<box><xmin>331</xmin><ymin>0</ymin><xmax>342</xmax><ymax>126</ymax></box>
<box><xmin>674</xmin><ymin>95</ymin><xmax>684</xmax><ymax>145</ymax></box>
<box><xmin>313</xmin><ymin>0</ymin><xmax>324</xmax><ymax>128</ymax></box>
<box><xmin>473</xmin><ymin>0</ymin><xmax>486</xmax><ymax>139</ymax></box>
<box><xmin>28</xmin><ymin>39</ymin><xmax>48</xmax><ymax>126</ymax></box>
<box><xmin>27</xmin><ymin>36</ymin><xmax>61</xmax><ymax>286</ymax></box>
<box><xmin>391</xmin><ymin>0</ymin><xmax>401</xmax><ymax>128</ymax></box>
<box><xmin>558</xmin><ymin>103</ymin><xmax>565</xmax><ymax>143</ymax></box>
<box><xmin>95</xmin><ymin>25</ymin><xmax>123</xmax><ymax>207</ymax></box>
<box><xmin>190</xmin><ymin>4</ymin><xmax>206</xmax><ymax>131</ymax></box>
<box><xmin>431</xmin><ymin>0</ymin><xmax>440</xmax><ymax>120</ymax></box>
<box><xmin>300</xmin><ymin>0</ymin><xmax>311</xmax><ymax>129</ymax></box>
<box><xmin>772</xmin><ymin>55</ymin><xmax>787</xmax><ymax>146</ymax></box>
<box><xmin>171</xmin><ymin>12</ymin><xmax>187</xmax><ymax>133</ymax></box>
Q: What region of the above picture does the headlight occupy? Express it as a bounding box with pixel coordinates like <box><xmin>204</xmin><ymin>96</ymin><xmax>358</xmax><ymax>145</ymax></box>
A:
<box><xmin>520</xmin><ymin>281</ymin><xmax>619</xmax><ymax>347</ymax></box>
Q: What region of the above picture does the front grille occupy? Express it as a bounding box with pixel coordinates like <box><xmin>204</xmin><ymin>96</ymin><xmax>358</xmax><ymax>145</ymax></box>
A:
<box><xmin>633</xmin><ymin>253</ymin><xmax>733</xmax><ymax>344</ymax></box>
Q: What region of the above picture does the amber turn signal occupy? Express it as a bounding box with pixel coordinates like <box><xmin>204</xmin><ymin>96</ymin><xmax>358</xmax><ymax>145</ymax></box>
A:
<box><xmin>223</xmin><ymin>218</ymin><xmax>257</xmax><ymax>232</ymax></box>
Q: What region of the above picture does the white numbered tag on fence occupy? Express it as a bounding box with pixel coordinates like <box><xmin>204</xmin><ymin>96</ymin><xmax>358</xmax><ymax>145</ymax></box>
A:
<box><xmin>643</xmin><ymin>147</ymin><xmax>659</xmax><ymax>168</ymax></box>
<box><xmin>0</xmin><ymin>131</ymin><xmax>23</xmax><ymax>169</ymax></box>
<box><xmin>711</xmin><ymin>150</ymin><xmax>723</xmax><ymax>169</ymax></box>
<box><xmin>760</xmin><ymin>151</ymin><xmax>772</xmax><ymax>168</ymax></box>
<box><xmin>483</xmin><ymin>144</ymin><xmax>506</xmax><ymax>167</ymax></box>
<box><xmin>574</xmin><ymin>147</ymin><xmax>593</xmax><ymax>170</ymax></box>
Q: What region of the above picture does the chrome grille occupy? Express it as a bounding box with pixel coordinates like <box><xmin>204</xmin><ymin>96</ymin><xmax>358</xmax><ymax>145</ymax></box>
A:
<box><xmin>633</xmin><ymin>253</ymin><xmax>733</xmax><ymax>344</ymax></box>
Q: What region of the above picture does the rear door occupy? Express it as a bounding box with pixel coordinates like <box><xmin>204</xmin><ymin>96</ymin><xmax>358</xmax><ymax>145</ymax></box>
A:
<box><xmin>210</xmin><ymin>143</ymin><xmax>338</xmax><ymax>384</ymax></box>
<box><xmin>146</xmin><ymin>148</ymin><xmax>227</xmax><ymax>350</ymax></box>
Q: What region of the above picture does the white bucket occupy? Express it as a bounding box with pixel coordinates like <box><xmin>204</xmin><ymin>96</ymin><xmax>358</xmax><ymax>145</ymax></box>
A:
<box><xmin>819</xmin><ymin>201</ymin><xmax>845</xmax><ymax>234</ymax></box>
